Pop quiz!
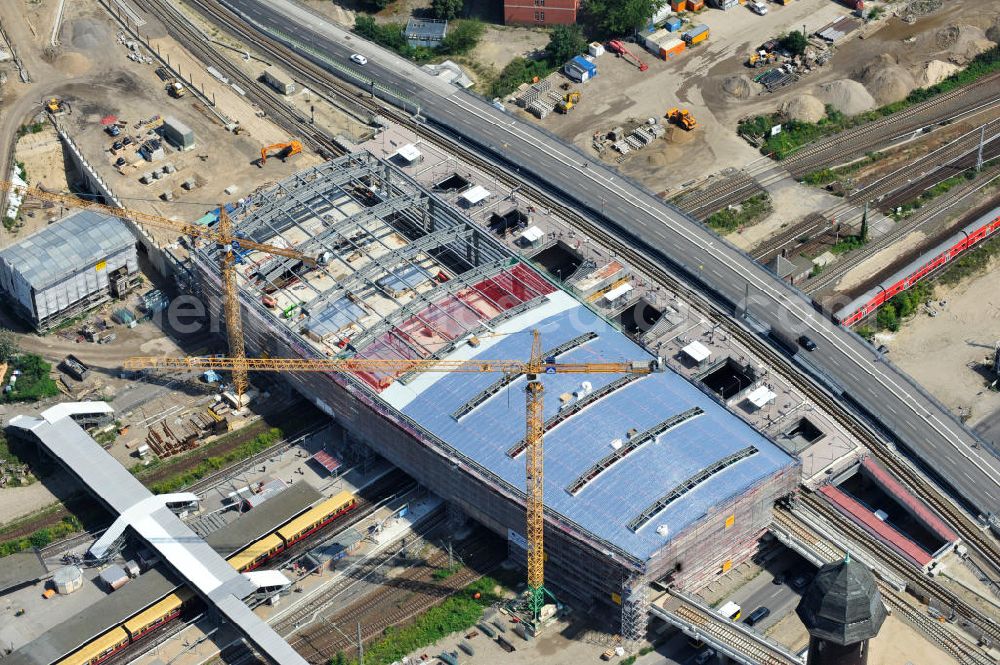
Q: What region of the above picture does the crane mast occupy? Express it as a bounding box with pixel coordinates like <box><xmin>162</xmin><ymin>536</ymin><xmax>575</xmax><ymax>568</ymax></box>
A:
<box><xmin>127</xmin><ymin>335</ymin><xmax>662</xmax><ymax>625</ymax></box>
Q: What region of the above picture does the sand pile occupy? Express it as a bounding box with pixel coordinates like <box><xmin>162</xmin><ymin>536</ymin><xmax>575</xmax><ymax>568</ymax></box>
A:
<box><xmin>781</xmin><ymin>95</ymin><xmax>825</xmax><ymax>123</ymax></box>
<box><xmin>55</xmin><ymin>52</ymin><xmax>91</xmax><ymax>76</ymax></box>
<box><xmin>814</xmin><ymin>80</ymin><xmax>876</xmax><ymax>116</ymax></box>
<box><xmin>950</xmin><ymin>25</ymin><xmax>994</xmax><ymax>63</ymax></box>
<box><xmin>918</xmin><ymin>60</ymin><xmax>960</xmax><ymax>86</ymax></box>
<box><xmin>859</xmin><ymin>55</ymin><xmax>916</xmax><ymax>105</ymax></box>
<box><xmin>722</xmin><ymin>74</ymin><xmax>757</xmax><ymax>99</ymax></box>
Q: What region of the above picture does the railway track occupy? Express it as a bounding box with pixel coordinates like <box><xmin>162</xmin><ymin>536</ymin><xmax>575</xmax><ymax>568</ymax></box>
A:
<box><xmin>752</xmin><ymin>120</ymin><xmax>1000</xmax><ymax>265</ymax></box>
<box><xmin>286</xmin><ymin>528</ymin><xmax>503</xmax><ymax>663</ymax></box>
<box><xmin>798</xmin><ymin>493</ymin><xmax>1000</xmax><ymax>650</ymax></box>
<box><xmin>670</xmin><ymin>604</ymin><xmax>792</xmax><ymax>665</ymax></box>
<box><xmin>129</xmin><ymin>0</ymin><xmax>1000</xmax><ymax>653</ymax></box>
<box><xmin>674</xmin><ymin>170</ymin><xmax>766</xmax><ymax>221</ymax></box>
<box><xmin>802</xmin><ymin>167</ymin><xmax>1000</xmax><ymax>295</ymax></box>
<box><xmin>122</xmin><ymin>0</ymin><xmax>340</xmax><ymax>157</ymax></box>
<box><xmin>777</xmin><ymin>75</ymin><xmax>1000</xmax><ymax>178</ymax></box>
<box><xmin>777</xmin><ymin>503</ymin><xmax>996</xmax><ymax>665</ymax></box>
<box><xmin>270</xmin><ymin>485</ymin><xmax>439</xmax><ymax>634</ymax></box>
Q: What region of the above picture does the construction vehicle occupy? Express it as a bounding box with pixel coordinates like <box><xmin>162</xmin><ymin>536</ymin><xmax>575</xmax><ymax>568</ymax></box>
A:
<box><xmin>666</xmin><ymin>107</ymin><xmax>697</xmax><ymax>131</ymax></box>
<box><xmin>747</xmin><ymin>51</ymin><xmax>777</xmax><ymax>68</ymax></box>
<box><xmin>606</xmin><ymin>40</ymin><xmax>648</xmax><ymax>72</ymax></box>
<box><xmin>556</xmin><ymin>91</ymin><xmax>581</xmax><ymax>114</ymax></box>
<box><xmin>166</xmin><ymin>80</ymin><xmax>186</xmax><ymax>98</ymax></box>
<box><xmin>44</xmin><ymin>97</ymin><xmax>69</xmax><ymax>115</ymax></box>
<box><xmin>258</xmin><ymin>140</ymin><xmax>302</xmax><ymax>167</ymax></box>
<box><xmin>0</xmin><ymin>179</ymin><xmax>317</xmax><ymax>402</ymax></box>
<box><xmin>125</xmin><ymin>331</ymin><xmax>662</xmax><ymax>624</ymax></box>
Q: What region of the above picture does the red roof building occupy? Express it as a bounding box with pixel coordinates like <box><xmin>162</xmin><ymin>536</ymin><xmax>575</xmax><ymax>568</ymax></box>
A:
<box><xmin>504</xmin><ymin>0</ymin><xmax>579</xmax><ymax>26</ymax></box>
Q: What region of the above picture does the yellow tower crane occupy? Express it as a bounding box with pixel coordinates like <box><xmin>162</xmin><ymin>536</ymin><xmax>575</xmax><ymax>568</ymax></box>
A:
<box><xmin>0</xmin><ymin>180</ymin><xmax>317</xmax><ymax>399</ymax></box>
<box><xmin>124</xmin><ymin>331</ymin><xmax>662</xmax><ymax>622</ymax></box>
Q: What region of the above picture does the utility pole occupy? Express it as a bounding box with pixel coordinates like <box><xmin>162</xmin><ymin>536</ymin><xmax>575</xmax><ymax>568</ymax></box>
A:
<box><xmin>976</xmin><ymin>124</ymin><xmax>985</xmax><ymax>173</ymax></box>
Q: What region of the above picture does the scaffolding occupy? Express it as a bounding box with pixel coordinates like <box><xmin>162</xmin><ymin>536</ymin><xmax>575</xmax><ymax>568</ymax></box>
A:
<box><xmin>190</xmin><ymin>154</ymin><xmax>801</xmax><ymax>616</ymax></box>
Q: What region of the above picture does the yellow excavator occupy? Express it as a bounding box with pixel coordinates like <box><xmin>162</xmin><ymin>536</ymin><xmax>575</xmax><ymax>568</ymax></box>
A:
<box><xmin>258</xmin><ymin>140</ymin><xmax>302</xmax><ymax>167</ymax></box>
<box><xmin>556</xmin><ymin>91</ymin><xmax>581</xmax><ymax>114</ymax></box>
<box><xmin>666</xmin><ymin>107</ymin><xmax>697</xmax><ymax>131</ymax></box>
<box><xmin>747</xmin><ymin>51</ymin><xmax>777</xmax><ymax>68</ymax></box>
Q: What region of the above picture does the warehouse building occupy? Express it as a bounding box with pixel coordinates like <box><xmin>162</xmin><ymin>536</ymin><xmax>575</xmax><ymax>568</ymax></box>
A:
<box><xmin>0</xmin><ymin>210</ymin><xmax>139</xmax><ymax>331</ymax></box>
<box><xmin>192</xmin><ymin>155</ymin><xmax>798</xmax><ymax>638</ymax></box>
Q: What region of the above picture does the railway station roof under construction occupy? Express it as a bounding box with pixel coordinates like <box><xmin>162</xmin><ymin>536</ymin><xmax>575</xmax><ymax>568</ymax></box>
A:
<box><xmin>8</xmin><ymin>405</ymin><xmax>311</xmax><ymax>665</ymax></box>
<box><xmin>204</xmin><ymin>154</ymin><xmax>797</xmax><ymax>564</ymax></box>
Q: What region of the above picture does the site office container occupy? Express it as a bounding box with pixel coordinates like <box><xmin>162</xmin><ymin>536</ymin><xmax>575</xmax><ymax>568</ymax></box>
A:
<box><xmin>644</xmin><ymin>28</ymin><xmax>671</xmax><ymax>53</ymax></box>
<box><xmin>665</xmin><ymin>16</ymin><xmax>683</xmax><ymax>31</ymax></box>
<box><xmin>659</xmin><ymin>38</ymin><xmax>686</xmax><ymax>59</ymax></box>
<box><xmin>687</xmin><ymin>0</ymin><xmax>705</xmax><ymax>10</ymax></box>
<box><xmin>670</xmin><ymin>0</ymin><xmax>686</xmax><ymax>11</ymax></box>
<box><xmin>683</xmin><ymin>24</ymin><xmax>709</xmax><ymax>44</ymax></box>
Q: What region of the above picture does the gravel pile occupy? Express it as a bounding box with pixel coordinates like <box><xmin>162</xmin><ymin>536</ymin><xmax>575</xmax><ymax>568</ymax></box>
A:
<box><xmin>71</xmin><ymin>19</ymin><xmax>108</xmax><ymax>50</ymax></box>
<box><xmin>722</xmin><ymin>74</ymin><xmax>758</xmax><ymax>99</ymax></box>
<box><xmin>814</xmin><ymin>79</ymin><xmax>877</xmax><ymax>116</ymax></box>
<box><xmin>781</xmin><ymin>95</ymin><xmax>825</xmax><ymax>123</ymax></box>
<box><xmin>950</xmin><ymin>25</ymin><xmax>994</xmax><ymax>63</ymax></box>
<box><xmin>859</xmin><ymin>55</ymin><xmax>916</xmax><ymax>105</ymax></box>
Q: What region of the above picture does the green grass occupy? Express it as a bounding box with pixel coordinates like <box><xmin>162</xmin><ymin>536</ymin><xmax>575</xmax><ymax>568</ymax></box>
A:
<box><xmin>801</xmin><ymin>152</ymin><xmax>884</xmax><ymax>186</ymax></box>
<box><xmin>3</xmin><ymin>354</ymin><xmax>59</xmax><ymax>402</ymax></box>
<box><xmin>892</xmin><ymin>157</ymin><xmax>1000</xmax><ymax>218</ymax></box>
<box><xmin>0</xmin><ymin>515</ymin><xmax>82</xmax><ymax>558</ymax></box>
<box><xmin>704</xmin><ymin>193</ymin><xmax>772</xmax><ymax>234</ymax></box>
<box><xmin>830</xmin><ymin>235</ymin><xmax>867</xmax><ymax>256</ymax></box>
<box><xmin>432</xmin><ymin>564</ymin><xmax>462</xmax><ymax>580</ymax></box>
<box><xmin>937</xmin><ymin>229</ymin><xmax>1000</xmax><ymax>287</ymax></box>
<box><xmin>141</xmin><ymin>427</ymin><xmax>283</xmax><ymax>494</ymax></box>
<box><xmin>740</xmin><ymin>46</ymin><xmax>1000</xmax><ymax>159</ymax></box>
<box><xmin>353</xmin><ymin>16</ymin><xmax>485</xmax><ymax>64</ymax></box>
<box><xmin>345</xmin><ymin>576</ymin><xmax>503</xmax><ymax>665</ymax></box>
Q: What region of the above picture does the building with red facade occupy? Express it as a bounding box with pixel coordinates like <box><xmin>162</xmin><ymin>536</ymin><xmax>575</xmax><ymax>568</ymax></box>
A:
<box><xmin>504</xmin><ymin>0</ymin><xmax>579</xmax><ymax>26</ymax></box>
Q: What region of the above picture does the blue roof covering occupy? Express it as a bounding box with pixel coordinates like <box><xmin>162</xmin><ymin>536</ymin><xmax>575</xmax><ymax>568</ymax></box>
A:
<box><xmin>569</xmin><ymin>55</ymin><xmax>597</xmax><ymax>74</ymax></box>
<box><xmin>396</xmin><ymin>301</ymin><xmax>795</xmax><ymax>561</ymax></box>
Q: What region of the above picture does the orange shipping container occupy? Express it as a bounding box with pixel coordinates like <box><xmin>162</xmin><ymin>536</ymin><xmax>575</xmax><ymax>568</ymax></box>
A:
<box><xmin>687</xmin><ymin>0</ymin><xmax>704</xmax><ymax>9</ymax></box>
<box><xmin>689</xmin><ymin>30</ymin><xmax>708</xmax><ymax>44</ymax></box>
<box><xmin>670</xmin><ymin>0</ymin><xmax>686</xmax><ymax>10</ymax></box>
<box><xmin>659</xmin><ymin>38</ymin><xmax>686</xmax><ymax>59</ymax></box>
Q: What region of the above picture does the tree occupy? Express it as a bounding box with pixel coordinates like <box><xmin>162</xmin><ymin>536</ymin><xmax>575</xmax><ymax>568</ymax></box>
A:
<box><xmin>440</xmin><ymin>19</ymin><xmax>485</xmax><ymax>55</ymax></box>
<box><xmin>545</xmin><ymin>24</ymin><xmax>588</xmax><ymax>66</ymax></box>
<box><xmin>779</xmin><ymin>30</ymin><xmax>808</xmax><ymax>56</ymax></box>
<box><xmin>582</xmin><ymin>0</ymin><xmax>667</xmax><ymax>39</ymax></box>
<box><xmin>0</xmin><ymin>328</ymin><xmax>18</xmax><ymax>363</ymax></box>
<box><xmin>431</xmin><ymin>0</ymin><xmax>464</xmax><ymax>20</ymax></box>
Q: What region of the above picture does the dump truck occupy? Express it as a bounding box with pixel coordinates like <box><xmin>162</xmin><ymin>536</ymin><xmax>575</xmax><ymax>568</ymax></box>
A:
<box><xmin>666</xmin><ymin>107</ymin><xmax>696</xmax><ymax>130</ymax></box>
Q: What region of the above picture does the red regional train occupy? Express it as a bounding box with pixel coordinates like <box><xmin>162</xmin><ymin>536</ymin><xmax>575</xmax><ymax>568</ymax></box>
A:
<box><xmin>835</xmin><ymin>205</ymin><xmax>1000</xmax><ymax>326</ymax></box>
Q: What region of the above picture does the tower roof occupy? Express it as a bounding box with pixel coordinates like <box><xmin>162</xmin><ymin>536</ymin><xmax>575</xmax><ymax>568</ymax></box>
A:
<box><xmin>796</xmin><ymin>554</ymin><xmax>887</xmax><ymax>645</ymax></box>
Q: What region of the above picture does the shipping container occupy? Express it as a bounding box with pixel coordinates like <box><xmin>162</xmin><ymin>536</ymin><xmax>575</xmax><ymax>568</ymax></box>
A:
<box><xmin>664</xmin><ymin>16</ymin><xmax>683</xmax><ymax>32</ymax></box>
<box><xmin>682</xmin><ymin>24</ymin><xmax>709</xmax><ymax>44</ymax></box>
<box><xmin>687</xmin><ymin>0</ymin><xmax>705</xmax><ymax>9</ymax></box>
<box><xmin>644</xmin><ymin>28</ymin><xmax>671</xmax><ymax>54</ymax></box>
<box><xmin>659</xmin><ymin>38</ymin><xmax>686</xmax><ymax>59</ymax></box>
<box><xmin>670</xmin><ymin>0</ymin><xmax>686</xmax><ymax>10</ymax></box>
<box><xmin>261</xmin><ymin>69</ymin><xmax>296</xmax><ymax>95</ymax></box>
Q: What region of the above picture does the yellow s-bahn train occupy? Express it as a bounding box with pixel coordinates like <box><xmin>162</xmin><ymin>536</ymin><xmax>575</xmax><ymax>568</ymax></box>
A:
<box><xmin>53</xmin><ymin>491</ymin><xmax>357</xmax><ymax>665</ymax></box>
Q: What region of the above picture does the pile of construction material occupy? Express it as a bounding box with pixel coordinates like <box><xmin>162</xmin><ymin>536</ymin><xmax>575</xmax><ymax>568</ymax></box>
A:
<box><xmin>516</xmin><ymin>79</ymin><xmax>554</xmax><ymax>119</ymax></box>
<box><xmin>144</xmin><ymin>406</ymin><xmax>228</xmax><ymax>458</ymax></box>
<box><xmin>610</xmin><ymin>121</ymin><xmax>666</xmax><ymax>155</ymax></box>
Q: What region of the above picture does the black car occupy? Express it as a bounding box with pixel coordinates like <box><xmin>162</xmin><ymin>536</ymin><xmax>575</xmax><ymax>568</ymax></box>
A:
<box><xmin>798</xmin><ymin>335</ymin><xmax>817</xmax><ymax>351</ymax></box>
<box><xmin>744</xmin><ymin>606</ymin><xmax>771</xmax><ymax>627</ymax></box>
<box><xmin>772</xmin><ymin>573</ymin><xmax>785</xmax><ymax>586</ymax></box>
<box><xmin>115</xmin><ymin>157</ymin><xmax>126</xmax><ymax>167</ymax></box>
<box><xmin>122</xmin><ymin>136</ymin><xmax>134</xmax><ymax>146</ymax></box>
<box><xmin>112</xmin><ymin>141</ymin><xmax>123</xmax><ymax>151</ymax></box>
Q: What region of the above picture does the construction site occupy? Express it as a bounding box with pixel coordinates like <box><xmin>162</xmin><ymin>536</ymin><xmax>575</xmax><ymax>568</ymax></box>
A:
<box><xmin>185</xmin><ymin>152</ymin><xmax>799</xmax><ymax>625</ymax></box>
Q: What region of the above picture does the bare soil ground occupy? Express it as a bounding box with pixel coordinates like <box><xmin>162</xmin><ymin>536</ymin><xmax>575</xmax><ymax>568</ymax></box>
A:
<box><xmin>881</xmin><ymin>256</ymin><xmax>1000</xmax><ymax>426</ymax></box>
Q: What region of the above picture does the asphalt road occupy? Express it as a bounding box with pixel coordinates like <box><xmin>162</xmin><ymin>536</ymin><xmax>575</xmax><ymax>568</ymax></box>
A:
<box><xmin>220</xmin><ymin>0</ymin><xmax>1000</xmax><ymax>517</ymax></box>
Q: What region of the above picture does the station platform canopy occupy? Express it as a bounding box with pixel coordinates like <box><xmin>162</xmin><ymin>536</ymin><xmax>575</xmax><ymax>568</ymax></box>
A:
<box><xmin>311</xmin><ymin>450</ymin><xmax>342</xmax><ymax>474</ymax></box>
<box><xmin>460</xmin><ymin>185</ymin><xmax>490</xmax><ymax>205</ymax></box>
<box><xmin>745</xmin><ymin>385</ymin><xmax>776</xmax><ymax>409</ymax></box>
<box><xmin>681</xmin><ymin>340</ymin><xmax>711</xmax><ymax>364</ymax></box>
<box><xmin>393</xmin><ymin>143</ymin><xmax>422</xmax><ymax>163</ymax></box>
<box><xmin>603</xmin><ymin>283</ymin><xmax>633</xmax><ymax>303</ymax></box>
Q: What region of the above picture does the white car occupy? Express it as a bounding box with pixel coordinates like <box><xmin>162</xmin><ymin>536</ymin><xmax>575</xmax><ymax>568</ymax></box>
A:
<box><xmin>350</xmin><ymin>53</ymin><xmax>368</xmax><ymax>65</ymax></box>
<box><xmin>750</xmin><ymin>1</ymin><xmax>768</xmax><ymax>14</ymax></box>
